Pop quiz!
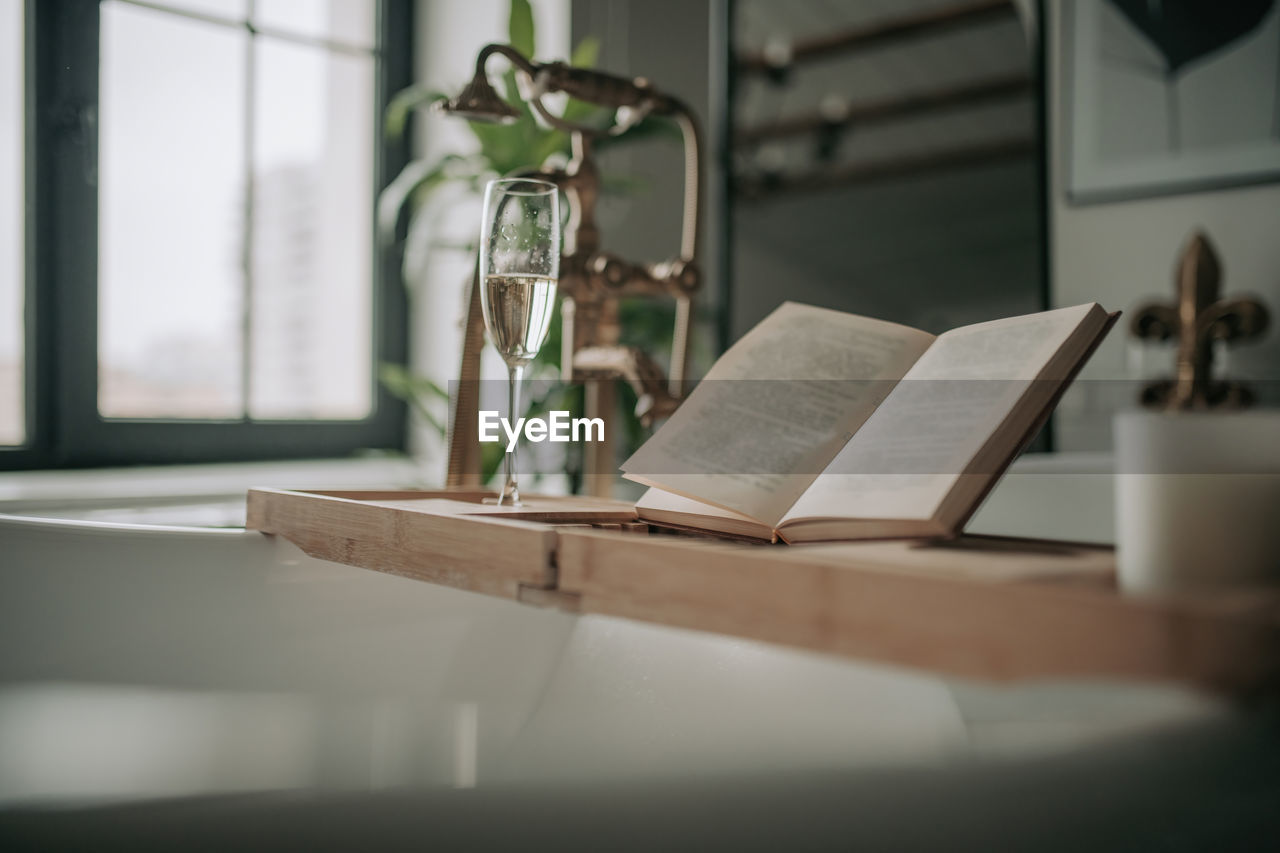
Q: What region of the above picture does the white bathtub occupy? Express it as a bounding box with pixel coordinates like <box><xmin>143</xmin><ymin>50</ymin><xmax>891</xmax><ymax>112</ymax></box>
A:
<box><xmin>0</xmin><ymin>458</ymin><xmax>1263</xmax><ymax>849</ymax></box>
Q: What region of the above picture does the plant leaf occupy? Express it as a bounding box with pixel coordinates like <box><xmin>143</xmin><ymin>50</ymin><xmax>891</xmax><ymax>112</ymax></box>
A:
<box><xmin>595</xmin><ymin>114</ymin><xmax>683</xmax><ymax>150</ymax></box>
<box><xmin>619</xmin><ymin>298</ymin><xmax>675</xmax><ymax>349</ymax></box>
<box><xmin>569</xmin><ymin>35</ymin><xmax>600</xmax><ymax>69</ymax></box>
<box><xmin>508</xmin><ymin>0</ymin><xmax>535</xmax><ymax>57</ymax></box>
<box><xmin>378</xmin><ymin>363</ymin><xmax>449</xmax><ymax>437</ymax></box>
<box><xmin>378</xmin><ymin>159</ymin><xmax>441</xmax><ymax>246</ymax></box>
<box><xmin>481</xmin><ymin>441</ymin><xmax>505</xmax><ymax>486</ymax></box>
<box><xmin>377</xmin><ymin>155</ymin><xmax>467</xmax><ymax>246</ymax></box>
<box><xmin>384</xmin><ymin>86</ymin><xmax>447</xmax><ymax>141</ymax></box>
<box><xmin>526</xmin><ymin>128</ymin><xmax>571</xmax><ymax>168</ymax></box>
<box><xmin>562</xmin><ymin>99</ymin><xmax>607</xmax><ymax>124</ymax></box>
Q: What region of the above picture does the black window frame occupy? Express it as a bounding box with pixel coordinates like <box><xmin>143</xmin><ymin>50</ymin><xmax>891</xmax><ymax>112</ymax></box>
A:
<box><xmin>5</xmin><ymin>0</ymin><xmax>412</xmax><ymax>470</ymax></box>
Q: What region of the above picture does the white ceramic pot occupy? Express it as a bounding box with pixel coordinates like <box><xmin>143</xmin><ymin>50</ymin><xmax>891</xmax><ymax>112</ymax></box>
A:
<box><xmin>1114</xmin><ymin>410</ymin><xmax>1280</xmax><ymax>593</ymax></box>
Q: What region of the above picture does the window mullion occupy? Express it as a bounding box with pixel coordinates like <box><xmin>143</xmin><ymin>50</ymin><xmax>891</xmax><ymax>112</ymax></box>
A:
<box><xmin>113</xmin><ymin>0</ymin><xmax>376</xmax><ymax>57</ymax></box>
<box><xmin>41</xmin><ymin>0</ymin><xmax>101</xmax><ymax>467</ymax></box>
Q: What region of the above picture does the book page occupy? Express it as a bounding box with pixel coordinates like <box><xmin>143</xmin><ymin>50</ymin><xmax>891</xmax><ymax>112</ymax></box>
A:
<box><xmin>622</xmin><ymin>302</ymin><xmax>935</xmax><ymax>526</ymax></box>
<box><xmin>635</xmin><ymin>488</ymin><xmax>775</xmax><ymax>540</ymax></box>
<box><xmin>782</xmin><ymin>304</ymin><xmax>1100</xmax><ymax>526</ymax></box>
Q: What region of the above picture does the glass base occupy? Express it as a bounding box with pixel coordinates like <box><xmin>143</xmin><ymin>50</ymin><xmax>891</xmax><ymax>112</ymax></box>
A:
<box><xmin>483</xmin><ymin>482</ymin><xmax>521</xmax><ymax>507</ymax></box>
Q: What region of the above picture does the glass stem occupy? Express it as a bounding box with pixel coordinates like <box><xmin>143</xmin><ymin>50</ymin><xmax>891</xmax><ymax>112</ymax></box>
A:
<box><xmin>501</xmin><ymin>363</ymin><xmax>523</xmax><ymax>505</ymax></box>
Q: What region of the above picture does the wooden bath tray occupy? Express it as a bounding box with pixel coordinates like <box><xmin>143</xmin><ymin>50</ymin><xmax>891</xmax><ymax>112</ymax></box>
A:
<box><xmin>246</xmin><ymin>488</ymin><xmax>639</xmax><ymax>599</ymax></box>
<box><xmin>246</xmin><ymin>488</ymin><xmax>1280</xmax><ymax>695</ymax></box>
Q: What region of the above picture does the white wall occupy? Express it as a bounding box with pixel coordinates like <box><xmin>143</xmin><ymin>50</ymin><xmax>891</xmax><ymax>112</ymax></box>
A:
<box><xmin>1048</xmin><ymin>3</ymin><xmax>1280</xmax><ymax>451</ymax></box>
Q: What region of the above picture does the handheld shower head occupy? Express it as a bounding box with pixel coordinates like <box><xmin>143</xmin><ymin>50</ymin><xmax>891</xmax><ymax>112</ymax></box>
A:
<box><xmin>437</xmin><ymin>70</ymin><xmax>520</xmax><ymax>123</ymax></box>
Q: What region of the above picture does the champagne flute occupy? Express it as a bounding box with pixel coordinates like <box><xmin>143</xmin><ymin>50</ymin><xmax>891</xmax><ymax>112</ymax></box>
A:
<box><xmin>479</xmin><ymin>177</ymin><xmax>561</xmax><ymax>506</ymax></box>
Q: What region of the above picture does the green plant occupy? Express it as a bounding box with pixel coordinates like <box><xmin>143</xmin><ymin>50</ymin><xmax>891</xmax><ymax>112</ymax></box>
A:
<box><xmin>378</xmin><ymin>0</ymin><xmax>677</xmax><ymax>489</ymax></box>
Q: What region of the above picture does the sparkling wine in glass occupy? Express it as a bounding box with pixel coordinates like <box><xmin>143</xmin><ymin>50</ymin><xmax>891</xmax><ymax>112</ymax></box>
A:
<box><xmin>479</xmin><ymin>177</ymin><xmax>561</xmax><ymax>506</ymax></box>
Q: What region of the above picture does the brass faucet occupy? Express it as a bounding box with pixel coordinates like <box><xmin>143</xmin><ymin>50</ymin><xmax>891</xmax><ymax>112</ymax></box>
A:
<box><xmin>1129</xmin><ymin>231</ymin><xmax>1269</xmax><ymax>409</ymax></box>
<box><xmin>439</xmin><ymin>43</ymin><xmax>703</xmax><ymax>494</ymax></box>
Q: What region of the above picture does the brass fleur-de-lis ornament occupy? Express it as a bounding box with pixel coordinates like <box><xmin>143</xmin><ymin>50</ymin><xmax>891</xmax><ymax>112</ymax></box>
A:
<box><xmin>1129</xmin><ymin>231</ymin><xmax>1270</xmax><ymax>410</ymax></box>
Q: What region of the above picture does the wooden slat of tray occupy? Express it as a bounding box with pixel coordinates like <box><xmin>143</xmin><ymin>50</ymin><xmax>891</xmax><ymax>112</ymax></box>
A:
<box><xmin>556</xmin><ymin>531</ymin><xmax>1280</xmax><ymax>694</ymax></box>
<box><xmin>245</xmin><ymin>488</ymin><xmax>635</xmax><ymax>598</ymax></box>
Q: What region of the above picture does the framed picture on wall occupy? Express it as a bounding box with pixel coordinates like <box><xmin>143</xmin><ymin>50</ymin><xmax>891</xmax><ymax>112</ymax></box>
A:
<box><xmin>1064</xmin><ymin>0</ymin><xmax>1280</xmax><ymax>203</ymax></box>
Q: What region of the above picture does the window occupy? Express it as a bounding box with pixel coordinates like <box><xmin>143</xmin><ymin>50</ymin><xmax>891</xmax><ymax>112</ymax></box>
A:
<box><xmin>1</xmin><ymin>0</ymin><xmax>22</xmax><ymax>447</ymax></box>
<box><xmin>2</xmin><ymin>0</ymin><xmax>411</xmax><ymax>469</ymax></box>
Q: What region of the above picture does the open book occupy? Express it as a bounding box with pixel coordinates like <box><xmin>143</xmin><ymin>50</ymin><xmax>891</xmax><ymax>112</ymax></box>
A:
<box><xmin>622</xmin><ymin>302</ymin><xmax>1116</xmax><ymax>543</ymax></box>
